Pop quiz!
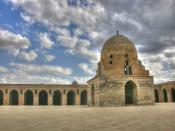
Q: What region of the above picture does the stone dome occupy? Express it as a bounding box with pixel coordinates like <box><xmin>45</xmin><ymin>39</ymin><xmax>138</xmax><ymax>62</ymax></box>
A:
<box><xmin>101</xmin><ymin>34</ymin><xmax>137</xmax><ymax>57</ymax></box>
<box><xmin>100</xmin><ymin>34</ymin><xmax>140</xmax><ymax>76</ymax></box>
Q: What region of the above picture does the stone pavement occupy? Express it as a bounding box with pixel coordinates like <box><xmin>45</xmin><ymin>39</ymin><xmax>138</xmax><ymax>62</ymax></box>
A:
<box><xmin>0</xmin><ymin>103</ymin><xmax>174</xmax><ymax>131</ymax></box>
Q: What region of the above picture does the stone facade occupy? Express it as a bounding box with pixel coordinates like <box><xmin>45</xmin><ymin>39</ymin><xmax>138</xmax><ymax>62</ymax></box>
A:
<box><xmin>87</xmin><ymin>34</ymin><xmax>154</xmax><ymax>106</ymax></box>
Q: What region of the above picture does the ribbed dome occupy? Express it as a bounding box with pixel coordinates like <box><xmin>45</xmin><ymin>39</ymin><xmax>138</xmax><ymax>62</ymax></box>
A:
<box><xmin>101</xmin><ymin>34</ymin><xmax>136</xmax><ymax>53</ymax></box>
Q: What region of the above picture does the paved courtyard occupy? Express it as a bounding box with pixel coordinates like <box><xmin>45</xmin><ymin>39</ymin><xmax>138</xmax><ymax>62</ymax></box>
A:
<box><xmin>0</xmin><ymin>103</ymin><xmax>174</xmax><ymax>131</ymax></box>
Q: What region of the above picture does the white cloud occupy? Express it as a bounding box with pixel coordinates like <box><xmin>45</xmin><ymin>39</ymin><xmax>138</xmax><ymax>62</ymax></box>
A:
<box><xmin>57</xmin><ymin>35</ymin><xmax>78</xmax><ymax>48</ymax></box>
<box><xmin>0</xmin><ymin>66</ymin><xmax>8</xmax><ymax>73</ymax></box>
<box><xmin>0</xmin><ymin>71</ymin><xmax>71</xmax><ymax>84</ymax></box>
<box><xmin>18</xmin><ymin>50</ymin><xmax>37</xmax><ymax>61</ymax></box>
<box><xmin>78</xmin><ymin>63</ymin><xmax>95</xmax><ymax>75</ymax></box>
<box><xmin>20</xmin><ymin>13</ymin><xmax>34</xmax><ymax>24</ymax></box>
<box><xmin>11</xmin><ymin>63</ymin><xmax>72</xmax><ymax>76</ymax></box>
<box><xmin>45</xmin><ymin>54</ymin><xmax>55</xmax><ymax>62</ymax></box>
<box><xmin>38</xmin><ymin>32</ymin><xmax>54</xmax><ymax>49</ymax></box>
<box><xmin>0</xmin><ymin>28</ymin><xmax>30</xmax><ymax>49</ymax></box>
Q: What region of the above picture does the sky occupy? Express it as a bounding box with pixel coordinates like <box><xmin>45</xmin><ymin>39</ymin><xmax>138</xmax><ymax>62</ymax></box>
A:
<box><xmin>0</xmin><ymin>0</ymin><xmax>175</xmax><ymax>84</ymax></box>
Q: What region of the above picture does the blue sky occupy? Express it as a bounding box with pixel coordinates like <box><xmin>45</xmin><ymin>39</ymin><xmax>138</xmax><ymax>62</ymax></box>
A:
<box><xmin>0</xmin><ymin>0</ymin><xmax>175</xmax><ymax>84</ymax></box>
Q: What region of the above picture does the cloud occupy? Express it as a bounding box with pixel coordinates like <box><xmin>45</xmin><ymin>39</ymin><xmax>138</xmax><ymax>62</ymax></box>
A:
<box><xmin>0</xmin><ymin>66</ymin><xmax>8</xmax><ymax>73</ymax></box>
<box><xmin>57</xmin><ymin>35</ymin><xmax>78</xmax><ymax>48</ymax></box>
<box><xmin>78</xmin><ymin>63</ymin><xmax>94</xmax><ymax>75</ymax></box>
<box><xmin>11</xmin><ymin>63</ymin><xmax>72</xmax><ymax>76</ymax></box>
<box><xmin>18</xmin><ymin>50</ymin><xmax>37</xmax><ymax>61</ymax></box>
<box><xmin>0</xmin><ymin>71</ymin><xmax>71</xmax><ymax>84</ymax></box>
<box><xmin>20</xmin><ymin>13</ymin><xmax>34</xmax><ymax>24</ymax></box>
<box><xmin>45</xmin><ymin>54</ymin><xmax>55</xmax><ymax>62</ymax></box>
<box><xmin>38</xmin><ymin>32</ymin><xmax>54</xmax><ymax>49</ymax></box>
<box><xmin>0</xmin><ymin>28</ymin><xmax>30</xmax><ymax>49</ymax></box>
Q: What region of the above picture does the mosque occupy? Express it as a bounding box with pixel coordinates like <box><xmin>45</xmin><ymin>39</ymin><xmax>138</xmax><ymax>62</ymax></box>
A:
<box><xmin>0</xmin><ymin>33</ymin><xmax>174</xmax><ymax>106</ymax></box>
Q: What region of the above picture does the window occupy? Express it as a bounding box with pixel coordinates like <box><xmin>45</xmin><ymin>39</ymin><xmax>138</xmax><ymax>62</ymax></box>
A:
<box><xmin>110</xmin><ymin>54</ymin><xmax>113</xmax><ymax>58</ymax></box>
<box><xmin>126</xmin><ymin>60</ymin><xmax>129</xmax><ymax>65</ymax></box>
<box><xmin>129</xmin><ymin>66</ymin><xmax>132</xmax><ymax>75</ymax></box>
<box><xmin>49</xmin><ymin>89</ymin><xmax>52</xmax><ymax>94</ymax></box>
<box><xmin>6</xmin><ymin>89</ymin><xmax>8</xmax><ymax>94</ymax></box>
<box><xmin>63</xmin><ymin>89</ymin><xmax>66</xmax><ymax>94</ymax></box>
<box><xmin>21</xmin><ymin>89</ymin><xmax>23</xmax><ymax>94</ymax></box>
<box><xmin>124</xmin><ymin>66</ymin><xmax>127</xmax><ymax>75</ymax></box>
<box><xmin>109</xmin><ymin>60</ymin><xmax>112</xmax><ymax>64</ymax></box>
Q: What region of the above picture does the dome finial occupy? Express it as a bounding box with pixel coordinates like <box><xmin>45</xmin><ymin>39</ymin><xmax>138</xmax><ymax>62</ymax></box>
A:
<box><xmin>117</xmin><ymin>29</ymin><xmax>119</xmax><ymax>35</ymax></box>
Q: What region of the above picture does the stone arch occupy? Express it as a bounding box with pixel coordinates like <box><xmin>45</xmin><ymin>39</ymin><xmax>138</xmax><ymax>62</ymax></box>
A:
<box><xmin>9</xmin><ymin>90</ymin><xmax>19</xmax><ymax>105</ymax></box>
<box><xmin>91</xmin><ymin>84</ymin><xmax>95</xmax><ymax>106</ymax></box>
<box><xmin>125</xmin><ymin>80</ymin><xmax>137</xmax><ymax>104</ymax></box>
<box><xmin>39</xmin><ymin>90</ymin><xmax>48</xmax><ymax>105</ymax></box>
<box><xmin>154</xmin><ymin>89</ymin><xmax>159</xmax><ymax>103</ymax></box>
<box><xmin>0</xmin><ymin>90</ymin><xmax>3</xmax><ymax>105</ymax></box>
<box><xmin>24</xmin><ymin>90</ymin><xmax>33</xmax><ymax>105</ymax></box>
<box><xmin>162</xmin><ymin>89</ymin><xmax>168</xmax><ymax>102</ymax></box>
<box><xmin>171</xmin><ymin>88</ymin><xmax>175</xmax><ymax>102</ymax></box>
<box><xmin>53</xmin><ymin>90</ymin><xmax>62</xmax><ymax>105</ymax></box>
<box><xmin>67</xmin><ymin>90</ymin><xmax>76</xmax><ymax>105</ymax></box>
<box><xmin>80</xmin><ymin>90</ymin><xmax>87</xmax><ymax>105</ymax></box>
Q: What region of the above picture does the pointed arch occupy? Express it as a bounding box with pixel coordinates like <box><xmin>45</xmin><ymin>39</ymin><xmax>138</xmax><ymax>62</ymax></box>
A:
<box><xmin>80</xmin><ymin>90</ymin><xmax>87</xmax><ymax>105</ymax></box>
<box><xmin>171</xmin><ymin>88</ymin><xmax>175</xmax><ymax>102</ymax></box>
<box><xmin>154</xmin><ymin>89</ymin><xmax>159</xmax><ymax>103</ymax></box>
<box><xmin>162</xmin><ymin>89</ymin><xmax>168</xmax><ymax>102</ymax></box>
<box><xmin>24</xmin><ymin>90</ymin><xmax>33</xmax><ymax>105</ymax></box>
<box><xmin>0</xmin><ymin>90</ymin><xmax>3</xmax><ymax>105</ymax></box>
<box><xmin>39</xmin><ymin>90</ymin><xmax>48</xmax><ymax>105</ymax></box>
<box><xmin>125</xmin><ymin>80</ymin><xmax>137</xmax><ymax>104</ymax></box>
<box><xmin>67</xmin><ymin>90</ymin><xmax>75</xmax><ymax>105</ymax></box>
<box><xmin>9</xmin><ymin>90</ymin><xmax>19</xmax><ymax>105</ymax></box>
<box><xmin>53</xmin><ymin>90</ymin><xmax>62</xmax><ymax>105</ymax></box>
<box><xmin>91</xmin><ymin>84</ymin><xmax>95</xmax><ymax>106</ymax></box>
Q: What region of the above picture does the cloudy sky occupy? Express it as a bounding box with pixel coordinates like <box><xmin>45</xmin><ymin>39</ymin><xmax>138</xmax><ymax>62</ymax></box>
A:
<box><xmin>0</xmin><ymin>0</ymin><xmax>175</xmax><ymax>84</ymax></box>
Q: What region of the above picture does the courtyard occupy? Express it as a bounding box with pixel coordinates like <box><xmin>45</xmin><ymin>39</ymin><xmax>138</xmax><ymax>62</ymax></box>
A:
<box><xmin>0</xmin><ymin>103</ymin><xmax>174</xmax><ymax>131</ymax></box>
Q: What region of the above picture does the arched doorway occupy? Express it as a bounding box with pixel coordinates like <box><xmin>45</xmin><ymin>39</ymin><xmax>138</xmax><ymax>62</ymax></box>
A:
<box><xmin>0</xmin><ymin>90</ymin><xmax>3</xmax><ymax>105</ymax></box>
<box><xmin>53</xmin><ymin>90</ymin><xmax>62</xmax><ymax>105</ymax></box>
<box><xmin>24</xmin><ymin>90</ymin><xmax>33</xmax><ymax>105</ymax></box>
<box><xmin>81</xmin><ymin>90</ymin><xmax>87</xmax><ymax>105</ymax></box>
<box><xmin>163</xmin><ymin>89</ymin><xmax>168</xmax><ymax>102</ymax></box>
<box><xmin>39</xmin><ymin>90</ymin><xmax>48</xmax><ymax>105</ymax></box>
<box><xmin>9</xmin><ymin>90</ymin><xmax>18</xmax><ymax>105</ymax></box>
<box><xmin>171</xmin><ymin>88</ymin><xmax>175</xmax><ymax>102</ymax></box>
<box><xmin>125</xmin><ymin>81</ymin><xmax>137</xmax><ymax>104</ymax></box>
<box><xmin>91</xmin><ymin>84</ymin><xmax>95</xmax><ymax>106</ymax></box>
<box><xmin>67</xmin><ymin>90</ymin><xmax>75</xmax><ymax>105</ymax></box>
<box><xmin>154</xmin><ymin>89</ymin><xmax>159</xmax><ymax>103</ymax></box>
